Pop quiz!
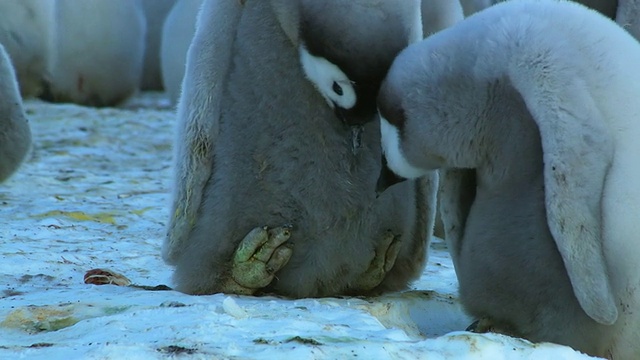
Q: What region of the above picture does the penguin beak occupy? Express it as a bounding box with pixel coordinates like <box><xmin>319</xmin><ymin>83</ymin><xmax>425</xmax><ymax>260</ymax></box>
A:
<box><xmin>376</xmin><ymin>155</ymin><xmax>407</xmax><ymax>197</ymax></box>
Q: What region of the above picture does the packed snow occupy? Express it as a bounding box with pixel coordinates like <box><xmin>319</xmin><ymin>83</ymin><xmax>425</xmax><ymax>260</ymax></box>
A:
<box><xmin>0</xmin><ymin>94</ymin><xmax>599</xmax><ymax>359</ymax></box>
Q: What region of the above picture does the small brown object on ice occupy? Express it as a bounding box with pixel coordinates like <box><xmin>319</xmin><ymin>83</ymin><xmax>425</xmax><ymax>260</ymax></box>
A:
<box><xmin>84</xmin><ymin>268</ymin><xmax>132</xmax><ymax>286</ymax></box>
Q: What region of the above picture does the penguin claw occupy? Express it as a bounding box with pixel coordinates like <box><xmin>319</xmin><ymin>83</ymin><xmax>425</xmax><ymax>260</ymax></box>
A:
<box><xmin>465</xmin><ymin>318</ymin><xmax>515</xmax><ymax>336</ymax></box>
<box><xmin>465</xmin><ymin>319</ymin><xmax>481</xmax><ymax>332</ymax></box>
<box><xmin>221</xmin><ymin>225</ymin><xmax>293</xmax><ymax>294</ymax></box>
<box><xmin>350</xmin><ymin>230</ymin><xmax>401</xmax><ymax>292</ymax></box>
<box><xmin>466</xmin><ymin>318</ymin><xmax>498</xmax><ymax>333</ymax></box>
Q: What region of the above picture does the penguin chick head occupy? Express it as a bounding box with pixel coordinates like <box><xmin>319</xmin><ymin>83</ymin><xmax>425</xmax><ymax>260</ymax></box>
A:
<box><xmin>376</xmin><ymin>73</ymin><xmax>431</xmax><ymax>194</ymax></box>
<box><xmin>376</xmin><ymin>111</ymin><xmax>427</xmax><ymax>195</ymax></box>
<box><xmin>375</xmin><ymin>154</ymin><xmax>407</xmax><ymax>197</ymax></box>
<box><xmin>297</xmin><ymin>0</ymin><xmax>422</xmax><ymax>127</ymax></box>
<box><xmin>299</xmin><ymin>47</ymin><xmax>357</xmax><ymax>122</ymax></box>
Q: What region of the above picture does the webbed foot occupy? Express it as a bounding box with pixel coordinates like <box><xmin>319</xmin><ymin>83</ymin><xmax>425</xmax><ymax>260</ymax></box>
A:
<box><xmin>351</xmin><ymin>230</ymin><xmax>401</xmax><ymax>292</ymax></box>
<box><xmin>221</xmin><ymin>225</ymin><xmax>293</xmax><ymax>295</ymax></box>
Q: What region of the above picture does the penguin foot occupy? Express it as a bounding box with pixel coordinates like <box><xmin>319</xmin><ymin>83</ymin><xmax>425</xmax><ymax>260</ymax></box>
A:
<box><xmin>221</xmin><ymin>225</ymin><xmax>293</xmax><ymax>295</ymax></box>
<box><xmin>351</xmin><ymin>231</ymin><xmax>401</xmax><ymax>291</ymax></box>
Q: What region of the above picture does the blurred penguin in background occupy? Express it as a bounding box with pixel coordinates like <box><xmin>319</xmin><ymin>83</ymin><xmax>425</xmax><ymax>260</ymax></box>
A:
<box><xmin>421</xmin><ymin>0</ymin><xmax>464</xmax><ymax>37</ymax></box>
<box><xmin>463</xmin><ymin>0</ymin><xmax>619</xmax><ymax>19</ymax></box>
<box><xmin>44</xmin><ymin>0</ymin><xmax>146</xmax><ymax>107</ymax></box>
<box><xmin>495</xmin><ymin>0</ymin><xmax>618</xmax><ymax>17</ymax></box>
<box><xmin>0</xmin><ymin>0</ymin><xmax>54</xmax><ymax>98</ymax></box>
<box><xmin>616</xmin><ymin>0</ymin><xmax>640</xmax><ymax>40</ymax></box>
<box><xmin>0</xmin><ymin>44</ymin><xmax>31</xmax><ymax>182</ymax></box>
<box><xmin>487</xmin><ymin>0</ymin><xmax>638</xmax><ymax>40</ymax></box>
<box><xmin>459</xmin><ymin>0</ymin><xmax>494</xmax><ymax>16</ymax></box>
<box><xmin>161</xmin><ymin>0</ymin><xmax>203</xmax><ymax>105</ymax></box>
<box><xmin>140</xmin><ymin>0</ymin><xmax>176</xmax><ymax>91</ymax></box>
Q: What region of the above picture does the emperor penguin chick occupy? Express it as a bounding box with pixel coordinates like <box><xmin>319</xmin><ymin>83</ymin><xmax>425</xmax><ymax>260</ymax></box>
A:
<box><xmin>45</xmin><ymin>0</ymin><xmax>146</xmax><ymax>107</ymax></box>
<box><xmin>165</xmin><ymin>0</ymin><xmax>443</xmax><ymax>298</ymax></box>
<box><xmin>377</xmin><ymin>0</ymin><xmax>640</xmax><ymax>358</ymax></box>
<box><xmin>140</xmin><ymin>0</ymin><xmax>176</xmax><ymax>91</ymax></box>
<box><xmin>459</xmin><ymin>0</ymin><xmax>494</xmax><ymax>16</ymax></box>
<box><xmin>474</xmin><ymin>0</ymin><xmax>619</xmax><ymax>20</ymax></box>
<box><xmin>421</xmin><ymin>0</ymin><xmax>464</xmax><ymax>37</ymax></box>
<box><xmin>160</xmin><ymin>0</ymin><xmax>203</xmax><ymax>105</ymax></box>
<box><xmin>0</xmin><ymin>44</ymin><xmax>31</xmax><ymax>182</ymax></box>
<box><xmin>616</xmin><ymin>0</ymin><xmax>640</xmax><ymax>41</ymax></box>
<box><xmin>0</xmin><ymin>0</ymin><xmax>54</xmax><ymax>97</ymax></box>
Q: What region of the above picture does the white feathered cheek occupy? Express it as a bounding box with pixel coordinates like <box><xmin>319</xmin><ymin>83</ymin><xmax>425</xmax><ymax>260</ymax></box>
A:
<box><xmin>299</xmin><ymin>46</ymin><xmax>356</xmax><ymax>110</ymax></box>
<box><xmin>380</xmin><ymin>116</ymin><xmax>427</xmax><ymax>179</ymax></box>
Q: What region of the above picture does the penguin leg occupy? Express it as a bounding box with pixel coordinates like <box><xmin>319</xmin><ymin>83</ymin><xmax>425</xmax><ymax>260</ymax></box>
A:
<box><xmin>220</xmin><ymin>225</ymin><xmax>293</xmax><ymax>295</ymax></box>
<box><xmin>350</xmin><ymin>231</ymin><xmax>401</xmax><ymax>292</ymax></box>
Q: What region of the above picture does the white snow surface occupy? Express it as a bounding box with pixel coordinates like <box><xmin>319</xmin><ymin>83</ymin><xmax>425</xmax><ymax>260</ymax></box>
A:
<box><xmin>0</xmin><ymin>94</ymin><xmax>599</xmax><ymax>359</ymax></box>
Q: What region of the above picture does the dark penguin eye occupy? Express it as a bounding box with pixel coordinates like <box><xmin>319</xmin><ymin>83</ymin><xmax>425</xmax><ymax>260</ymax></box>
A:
<box><xmin>332</xmin><ymin>81</ymin><xmax>343</xmax><ymax>96</ymax></box>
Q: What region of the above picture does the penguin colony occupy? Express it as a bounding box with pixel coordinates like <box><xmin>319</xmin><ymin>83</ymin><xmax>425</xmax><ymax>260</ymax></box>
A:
<box><xmin>0</xmin><ymin>0</ymin><xmax>174</xmax><ymax>106</ymax></box>
<box><xmin>1</xmin><ymin>0</ymin><xmax>639</xmax><ymax>358</ymax></box>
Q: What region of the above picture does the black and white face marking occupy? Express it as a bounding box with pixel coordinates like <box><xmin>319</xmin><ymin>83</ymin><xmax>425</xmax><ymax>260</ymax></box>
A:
<box><xmin>299</xmin><ymin>46</ymin><xmax>357</xmax><ymax>111</ymax></box>
<box><xmin>379</xmin><ymin>115</ymin><xmax>428</xmax><ymax>179</ymax></box>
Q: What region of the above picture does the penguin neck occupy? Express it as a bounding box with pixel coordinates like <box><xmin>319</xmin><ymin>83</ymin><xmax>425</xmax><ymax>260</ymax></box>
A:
<box><xmin>422</xmin><ymin>22</ymin><xmax>545</xmax><ymax>187</ymax></box>
<box><xmin>418</xmin><ymin>77</ymin><xmax>543</xmax><ymax>190</ymax></box>
<box><xmin>473</xmin><ymin>80</ymin><xmax>544</xmax><ymax>189</ymax></box>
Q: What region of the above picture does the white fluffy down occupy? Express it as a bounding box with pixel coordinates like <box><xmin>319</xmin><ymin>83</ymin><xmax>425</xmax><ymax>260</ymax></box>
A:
<box><xmin>380</xmin><ymin>116</ymin><xmax>428</xmax><ymax>179</ymax></box>
<box><xmin>299</xmin><ymin>46</ymin><xmax>356</xmax><ymax>110</ymax></box>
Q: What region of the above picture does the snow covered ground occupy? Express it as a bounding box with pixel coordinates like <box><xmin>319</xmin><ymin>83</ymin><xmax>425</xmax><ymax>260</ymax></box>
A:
<box><xmin>0</xmin><ymin>94</ymin><xmax>599</xmax><ymax>359</ymax></box>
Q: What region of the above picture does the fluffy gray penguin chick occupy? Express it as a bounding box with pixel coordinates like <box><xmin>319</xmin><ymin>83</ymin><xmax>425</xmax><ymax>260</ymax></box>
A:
<box><xmin>165</xmin><ymin>0</ymin><xmax>440</xmax><ymax>298</ymax></box>
<box><xmin>160</xmin><ymin>0</ymin><xmax>204</xmax><ymax>105</ymax></box>
<box><xmin>377</xmin><ymin>0</ymin><xmax>640</xmax><ymax>358</ymax></box>
<box><xmin>140</xmin><ymin>0</ymin><xmax>177</xmax><ymax>91</ymax></box>
<box><xmin>45</xmin><ymin>0</ymin><xmax>146</xmax><ymax>107</ymax></box>
<box><xmin>0</xmin><ymin>44</ymin><xmax>32</xmax><ymax>182</ymax></box>
<box><xmin>0</xmin><ymin>1</ymin><xmax>54</xmax><ymax>98</ymax></box>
